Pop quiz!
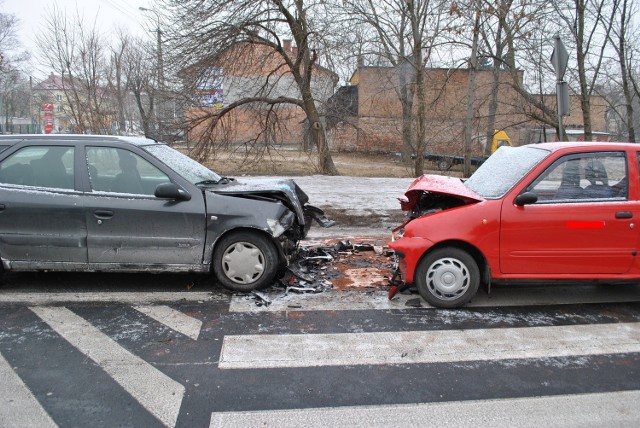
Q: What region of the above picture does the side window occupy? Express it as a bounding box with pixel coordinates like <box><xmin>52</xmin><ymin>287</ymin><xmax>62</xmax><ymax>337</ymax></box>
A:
<box><xmin>0</xmin><ymin>146</ymin><xmax>74</xmax><ymax>190</ymax></box>
<box><xmin>86</xmin><ymin>147</ymin><xmax>170</xmax><ymax>196</ymax></box>
<box><xmin>528</xmin><ymin>152</ymin><xmax>627</xmax><ymax>202</ymax></box>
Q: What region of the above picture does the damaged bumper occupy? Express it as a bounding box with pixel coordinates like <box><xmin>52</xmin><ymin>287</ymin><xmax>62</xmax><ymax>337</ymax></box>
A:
<box><xmin>387</xmin><ymin>249</ymin><xmax>409</xmax><ymax>299</ymax></box>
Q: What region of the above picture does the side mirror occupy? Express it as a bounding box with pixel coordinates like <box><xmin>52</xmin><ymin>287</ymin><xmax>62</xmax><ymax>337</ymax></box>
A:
<box><xmin>514</xmin><ymin>192</ymin><xmax>538</xmax><ymax>206</ymax></box>
<box><xmin>155</xmin><ymin>182</ymin><xmax>191</xmax><ymax>201</ymax></box>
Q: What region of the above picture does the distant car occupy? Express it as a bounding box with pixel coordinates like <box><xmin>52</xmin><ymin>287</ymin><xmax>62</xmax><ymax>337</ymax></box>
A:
<box><xmin>0</xmin><ymin>135</ymin><xmax>332</xmax><ymax>291</ymax></box>
<box><xmin>389</xmin><ymin>142</ymin><xmax>638</xmax><ymax>308</ymax></box>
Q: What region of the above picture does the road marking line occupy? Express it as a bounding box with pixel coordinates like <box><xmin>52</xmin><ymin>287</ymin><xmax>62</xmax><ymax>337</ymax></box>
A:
<box><xmin>134</xmin><ymin>305</ymin><xmax>202</xmax><ymax>340</ymax></box>
<box><xmin>209</xmin><ymin>390</ymin><xmax>640</xmax><ymax>427</ymax></box>
<box><xmin>228</xmin><ymin>285</ymin><xmax>640</xmax><ymax>312</ymax></box>
<box><xmin>0</xmin><ymin>352</ymin><xmax>58</xmax><ymax>428</ymax></box>
<box><xmin>0</xmin><ymin>291</ymin><xmax>224</xmax><ymax>305</ymax></box>
<box><xmin>219</xmin><ymin>322</ymin><xmax>640</xmax><ymax>369</ymax></box>
<box><xmin>30</xmin><ymin>306</ymin><xmax>184</xmax><ymax>428</ymax></box>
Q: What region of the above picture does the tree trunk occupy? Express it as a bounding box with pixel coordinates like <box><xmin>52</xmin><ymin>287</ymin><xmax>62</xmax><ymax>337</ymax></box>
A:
<box><xmin>617</xmin><ymin>0</ymin><xmax>635</xmax><ymax>142</ymax></box>
<box><xmin>398</xmin><ymin>59</ymin><xmax>416</xmax><ymax>162</ymax></box>
<box><xmin>485</xmin><ymin>4</ymin><xmax>506</xmax><ymax>157</ymax></box>
<box><xmin>575</xmin><ymin>0</ymin><xmax>593</xmax><ymax>141</ymax></box>
<box><xmin>464</xmin><ymin>5</ymin><xmax>481</xmax><ymax>177</ymax></box>
<box><xmin>414</xmin><ymin>62</ymin><xmax>427</xmax><ymax>177</ymax></box>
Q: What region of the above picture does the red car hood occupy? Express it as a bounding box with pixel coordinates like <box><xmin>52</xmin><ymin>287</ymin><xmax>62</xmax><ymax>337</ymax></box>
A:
<box><xmin>399</xmin><ymin>174</ymin><xmax>484</xmax><ymax>211</ymax></box>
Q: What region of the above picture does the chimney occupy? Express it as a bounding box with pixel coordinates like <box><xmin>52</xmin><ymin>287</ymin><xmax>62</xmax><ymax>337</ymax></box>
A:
<box><xmin>283</xmin><ymin>39</ymin><xmax>292</xmax><ymax>53</ymax></box>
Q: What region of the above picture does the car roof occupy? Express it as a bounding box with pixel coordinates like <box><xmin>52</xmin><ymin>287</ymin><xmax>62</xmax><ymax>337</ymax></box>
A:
<box><xmin>0</xmin><ymin>134</ymin><xmax>159</xmax><ymax>147</ymax></box>
<box><xmin>532</xmin><ymin>141</ymin><xmax>640</xmax><ymax>152</ymax></box>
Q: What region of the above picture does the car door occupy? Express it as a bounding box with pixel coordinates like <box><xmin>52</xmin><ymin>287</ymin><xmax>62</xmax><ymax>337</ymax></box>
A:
<box><xmin>84</xmin><ymin>146</ymin><xmax>207</xmax><ymax>266</ymax></box>
<box><xmin>0</xmin><ymin>144</ymin><xmax>86</xmax><ymax>265</ymax></box>
<box><xmin>500</xmin><ymin>151</ymin><xmax>637</xmax><ymax>275</ymax></box>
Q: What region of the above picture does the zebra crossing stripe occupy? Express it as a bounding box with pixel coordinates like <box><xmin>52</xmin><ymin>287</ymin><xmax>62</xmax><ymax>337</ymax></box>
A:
<box><xmin>30</xmin><ymin>306</ymin><xmax>185</xmax><ymax>428</ymax></box>
<box><xmin>219</xmin><ymin>322</ymin><xmax>640</xmax><ymax>369</ymax></box>
<box><xmin>0</xmin><ymin>352</ymin><xmax>58</xmax><ymax>428</ymax></box>
<box><xmin>209</xmin><ymin>390</ymin><xmax>640</xmax><ymax>427</ymax></box>
<box><xmin>134</xmin><ymin>305</ymin><xmax>202</xmax><ymax>340</ymax></box>
<box><xmin>0</xmin><ymin>291</ymin><xmax>219</xmax><ymax>305</ymax></box>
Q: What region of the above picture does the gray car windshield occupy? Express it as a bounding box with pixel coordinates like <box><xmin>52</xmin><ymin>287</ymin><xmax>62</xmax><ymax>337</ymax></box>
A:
<box><xmin>465</xmin><ymin>146</ymin><xmax>550</xmax><ymax>198</ymax></box>
<box><xmin>144</xmin><ymin>144</ymin><xmax>221</xmax><ymax>184</ymax></box>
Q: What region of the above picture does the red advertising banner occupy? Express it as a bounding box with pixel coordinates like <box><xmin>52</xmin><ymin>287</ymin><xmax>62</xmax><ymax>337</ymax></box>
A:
<box><xmin>43</xmin><ymin>105</ymin><xmax>54</xmax><ymax>134</ymax></box>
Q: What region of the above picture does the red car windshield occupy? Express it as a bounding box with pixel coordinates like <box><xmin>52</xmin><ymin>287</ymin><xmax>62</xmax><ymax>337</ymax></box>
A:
<box><xmin>465</xmin><ymin>146</ymin><xmax>550</xmax><ymax>198</ymax></box>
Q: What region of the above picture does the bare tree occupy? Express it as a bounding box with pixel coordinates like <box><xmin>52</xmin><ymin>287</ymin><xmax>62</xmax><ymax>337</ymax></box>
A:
<box><xmin>487</xmin><ymin>1</ymin><xmax>561</xmax><ymax>132</ymax></box>
<box><xmin>160</xmin><ymin>0</ymin><xmax>339</xmax><ymax>174</ymax></box>
<box><xmin>340</xmin><ymin>0</ymin><xmax>451</xmax><ymax>176</ymax></box>
<box><xmin>107</xmin><ymin>30</ymin><xmax>129</xmax><ymax>135</ymax></box>
<box><xmin>461</xmin><ymin>0</ymin><xmax>482</xmax><ymax>177</ymax></box>
<box><xmin>553</xmin><ymin>0</ymin><xmax>617</xmax><ymax>141</ymax></box>
<box><xmin>122</xmin><ymin>37</ymin><xmax>159</xmax><ymax>137</ymax></box>
<box><xmin>603</xmin><ymin>0</ymin><xmax>637</xmax><ymax>141</ymax></box>
<box><xmin>0</xmin><ymin>5</ymin><xmax>19</xmax><ymax>73</ymax></box>
<box><xmin>478</xmin><ymin>0</ymin><xmax>509</xmax><ymax>156</ymax></box>
<box><xmin>35</xmin><ymin>5</ymin><xmax>114</xmax><ymax>133</ymax></box>
<box><xmin>0</xmin><ymin>4</ymin><xmax>30</xmax><ymax>133</ymax></box>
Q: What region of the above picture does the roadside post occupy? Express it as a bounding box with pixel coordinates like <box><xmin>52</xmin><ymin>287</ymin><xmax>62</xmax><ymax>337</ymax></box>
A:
<box><xmin>551</xmin><ymin>35</ymin><xmax>570</xmax><ymax>141</ymax></box>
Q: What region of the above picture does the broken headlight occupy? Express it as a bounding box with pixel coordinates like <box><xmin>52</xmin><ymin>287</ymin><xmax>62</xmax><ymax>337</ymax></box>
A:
<box><xmin>268</xmin><ymin>210</ymin><xmax>296</xmax><ymax>238</ymax></box>
<box><xmin>391</xmin><ymin>226</ymin><xmax>405</xmax><ymax>242</ymax></box>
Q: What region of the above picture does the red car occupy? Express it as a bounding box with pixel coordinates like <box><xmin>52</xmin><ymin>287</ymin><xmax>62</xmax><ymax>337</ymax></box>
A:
<box><xmin>389</xmin><ymin>142</ymin><xmax>638</xmax><ymax>308</ymax></box>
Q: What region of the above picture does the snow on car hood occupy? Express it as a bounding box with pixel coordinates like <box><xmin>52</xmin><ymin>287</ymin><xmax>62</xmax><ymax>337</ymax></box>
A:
<box><xmin>208</xmin><ymin>178</ymin><xmax>309</xmax><ymax>223</ymax></box>
<box><xmin>399</xmin><ymin>174</ymin><xmax>484</xmax><ymax>211</ymax></box>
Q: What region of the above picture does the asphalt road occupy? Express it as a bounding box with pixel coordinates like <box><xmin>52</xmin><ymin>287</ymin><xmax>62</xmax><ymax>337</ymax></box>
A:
<box><xmin>2</xmin><ymin>266</ymin><xmax>640</xmax><ymax>427</ymax></box>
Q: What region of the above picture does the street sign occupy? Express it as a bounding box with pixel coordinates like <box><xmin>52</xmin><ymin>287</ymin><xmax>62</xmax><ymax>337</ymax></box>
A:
<box><xmin>551</xmin><ymin>36</ymin><xmax>569</xmax><ymax>80</ymax></box>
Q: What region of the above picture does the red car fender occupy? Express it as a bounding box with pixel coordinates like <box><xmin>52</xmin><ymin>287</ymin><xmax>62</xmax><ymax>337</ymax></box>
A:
<box><xmin>388</xmin><ymin>235</ymin><xmax>435</xmax><ymax>284</ymax></box>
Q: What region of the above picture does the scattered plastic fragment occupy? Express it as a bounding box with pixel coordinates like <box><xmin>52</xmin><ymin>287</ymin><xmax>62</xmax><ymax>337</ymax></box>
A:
<box><xmin>251</xmin><ymin>291</ymin><xmax>272</xmax><ymax>306</ymax></box>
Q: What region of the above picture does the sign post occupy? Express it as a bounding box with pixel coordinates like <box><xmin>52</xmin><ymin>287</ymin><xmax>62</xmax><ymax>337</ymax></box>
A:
<box><xmin>550</xmin><ymin>35</ymin><xmax>570</xmax><ymax>141</ymax></box>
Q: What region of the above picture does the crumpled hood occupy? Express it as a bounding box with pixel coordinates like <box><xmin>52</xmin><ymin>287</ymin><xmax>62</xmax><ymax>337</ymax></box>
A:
<box><xmin>400</xmin><ymin>174</ymin><xmax>484</xmax><ymax>211</ymax></box>
<box><xmin>208</xmin><ymin>178</ymin><xmax>309</xmax><ymax>224</ymax></box>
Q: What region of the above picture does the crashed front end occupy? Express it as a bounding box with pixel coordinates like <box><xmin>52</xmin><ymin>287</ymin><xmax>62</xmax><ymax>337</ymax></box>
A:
<box><xmin>208</xmin><ymin>178</ymin><xmax>334</xmax><ymax>258</ymax></box>
<box><xmin>388</xmin><ymin>174</ymin><xmax>483</xmax><ymax>298</ymax></box>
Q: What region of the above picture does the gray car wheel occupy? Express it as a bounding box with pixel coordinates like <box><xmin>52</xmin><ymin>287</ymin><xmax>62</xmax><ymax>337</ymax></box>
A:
<box><xmin>415</xmin><ymin>247</ymin><xmax>480</xmax><ymax>308</ymax></box>
<box><xmin>213</xmin><ymin>231</ymin><xmax>279</xmax><ymax>292</ymax></box>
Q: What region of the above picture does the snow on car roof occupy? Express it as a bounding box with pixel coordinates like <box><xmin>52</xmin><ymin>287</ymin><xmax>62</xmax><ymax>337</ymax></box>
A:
<box><xmin>0</xmin><ymin>134</ymin><xmax>159</xmax><ymax>146</ymax></box>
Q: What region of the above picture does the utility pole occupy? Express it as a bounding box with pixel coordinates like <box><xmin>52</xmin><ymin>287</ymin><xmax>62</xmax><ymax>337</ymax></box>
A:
<box><xmin>139</xmin><ymin>7</ymin><xmax>164</xmax><ymax>141</ymax></box>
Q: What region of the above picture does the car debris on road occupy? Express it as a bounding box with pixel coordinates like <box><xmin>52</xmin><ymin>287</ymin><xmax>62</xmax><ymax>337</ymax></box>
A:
<box><xmin>239</xmin><ymin>238</ymin><xmax>395</xmax><ymax>306</ymax></box>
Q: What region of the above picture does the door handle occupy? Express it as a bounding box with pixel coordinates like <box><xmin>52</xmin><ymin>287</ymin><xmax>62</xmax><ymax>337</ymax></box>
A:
<box><xmin>615</xmin><ymin>211</ymin><xmax>633</xmax><ymax>219</ymax></box>
<box><xmin>93</xmin><ymin>210</ymin><xmax>114</xmax><ymax>219</ymax></box>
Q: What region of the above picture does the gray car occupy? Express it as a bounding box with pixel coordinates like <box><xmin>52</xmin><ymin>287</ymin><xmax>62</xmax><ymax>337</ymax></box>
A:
<box><xmin>0</xmin><ymin>135</ymin><xmax>332</xmax><ymax>291</ymax></box>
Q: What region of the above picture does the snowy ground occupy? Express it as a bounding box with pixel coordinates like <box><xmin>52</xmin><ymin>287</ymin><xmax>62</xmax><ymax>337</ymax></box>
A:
<box><xmin>253</xmin><ymin>175</ymin><xmax>416</xmax><ymax>238</ymax></box>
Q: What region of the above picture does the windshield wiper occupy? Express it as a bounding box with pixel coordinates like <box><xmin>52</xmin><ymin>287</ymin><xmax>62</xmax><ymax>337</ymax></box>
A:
<box><xmin>216</xmin><ymin>176</ymin><xmax>236</xmax><ymax>184</ymax></box>
<box><xmin>195</xmin><ymin>179</ymin><xmax>219</xmax><ymax>186</ymax></box>
<box><xmin>195</xmin><ymin>177</ymin><xmax>236</xmax><ymax>186</ymax></box>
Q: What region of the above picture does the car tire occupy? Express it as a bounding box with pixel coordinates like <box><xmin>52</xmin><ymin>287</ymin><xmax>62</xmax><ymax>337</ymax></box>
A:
<box><xmin>213</xmin><ymin>231</ymin><xmax>280</xmax><ymax>292</ymax></box>
<box><xmin>437</xmin><ymin>160</ymin><xmax>452</xmax><ymax>171</ymax></box>
<box><xmin>415</xmin><ymin>247</ymin><xmax>480</xmax><ymax>308</ymax></box>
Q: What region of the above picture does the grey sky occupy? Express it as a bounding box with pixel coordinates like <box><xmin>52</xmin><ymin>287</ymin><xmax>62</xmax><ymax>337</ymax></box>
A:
<box><xmin>3</xmin><ymin>0</ymin><xmax>156</xmax><ymax>74</ymax></box>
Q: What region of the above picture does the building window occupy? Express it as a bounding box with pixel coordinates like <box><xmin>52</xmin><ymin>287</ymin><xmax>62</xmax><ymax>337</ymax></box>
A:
<box><xmin>56</xmin><ymin>105</ymin><xmax>63</xmax><ymax>113</ymax></box>
<box><xmin>56</xmin><ymin>94</ymin><xmax>62</xmax><ymax>102</ymax></box>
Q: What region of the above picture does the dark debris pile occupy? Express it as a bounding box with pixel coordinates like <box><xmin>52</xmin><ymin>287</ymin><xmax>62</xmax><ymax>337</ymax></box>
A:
<box><xmin>245</xmin><ymin>239</ymin><xmax>395</xmax><ymax>307</ymax></box>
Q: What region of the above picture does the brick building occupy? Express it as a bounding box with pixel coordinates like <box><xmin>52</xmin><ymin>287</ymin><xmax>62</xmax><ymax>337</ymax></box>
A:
<box><xmin>188</xmin><ymin>40</ymin><xmax>338</xmax><ymax>147</ymax></box>
<box><xmin>327</xmin><ymin>65</ymin><xmax>611</xmax><ymax>154</ymax></box>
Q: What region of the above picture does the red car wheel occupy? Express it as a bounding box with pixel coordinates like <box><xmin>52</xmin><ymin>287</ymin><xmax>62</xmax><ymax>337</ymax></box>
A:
<box><xmin>415</xmin><ymin>247</ymin><xmax>480</xmax><ymax>308</ymax></box>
